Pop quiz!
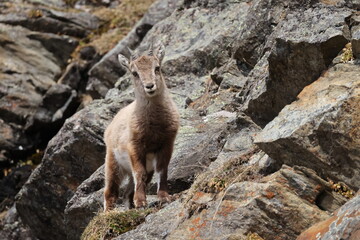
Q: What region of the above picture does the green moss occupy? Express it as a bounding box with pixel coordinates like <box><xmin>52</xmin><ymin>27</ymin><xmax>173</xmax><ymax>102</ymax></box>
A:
<box><xmin>81</xmin><ymin>208</ymin><xmax>155</xmax><ymax>240</ymax></box>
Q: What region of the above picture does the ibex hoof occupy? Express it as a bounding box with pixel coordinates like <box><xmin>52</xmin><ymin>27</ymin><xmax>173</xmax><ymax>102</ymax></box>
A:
<box><xmin>104</xmin><ymin>201</ymin><xmax>115</xmax><ymax>212</ymax></box>
<box><xmin>158</xmin><ymin>191</ymin><xmax>172</xmax><ymax>203</ymax></box>
<box><xmin>134</xmin><ymin>200</ymin><xmax>147</xmax><ymax>208</ymax></box>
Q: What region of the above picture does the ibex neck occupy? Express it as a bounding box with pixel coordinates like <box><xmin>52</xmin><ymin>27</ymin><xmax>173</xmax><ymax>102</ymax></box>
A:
<box><xmin>134</xmin><ymin>89</ymin><xmax>171</xmax><ymax>113</ymax></box>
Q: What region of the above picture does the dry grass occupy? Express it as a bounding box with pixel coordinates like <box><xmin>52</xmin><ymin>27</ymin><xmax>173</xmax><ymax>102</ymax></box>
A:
<box><xmin>81</xmin><ymin>208</ymin><xmax>155</xmax><ymax>240</ymax></box>
<box><xmin>329</xmin><ymin>180</ymin><xmax>355</xmax><ymax>199</ymax></box>
<box><xmin>198</xmin><ymin>148</ymin><xmax>260</xmax><ymax>194</ymax></box>
<box><xmin>245</xmin><ymin>232</ymin><xmax>265</xmax><ymax>240</ymax></box>
<box><xmin>83</xmin><ymin>0</ymin><xmax>156</xmax><ymax>55</ymax></box>
<box><xmin>340</xmin><ymin>43</ymin><xmax>354</xmax><ymax>63</ymax></box>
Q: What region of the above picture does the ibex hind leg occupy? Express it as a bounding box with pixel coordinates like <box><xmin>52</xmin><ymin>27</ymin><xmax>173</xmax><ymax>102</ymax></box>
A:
<box><xmin>104</xmin><ymin>150</ymin><xmax>123</xmax><ymax>211</ymax></box>
<box><xmin>156</xmin><ymin>145</ymin><xmax>174</xmax><ymax>203</ymax></box>
<box><xmin>124</xmin><ymin>176</ymin><xmax>135</xmax><ymax>209</ymax></box>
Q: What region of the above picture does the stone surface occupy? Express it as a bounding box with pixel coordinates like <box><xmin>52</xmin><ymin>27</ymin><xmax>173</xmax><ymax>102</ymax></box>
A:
<box><xmin>27</xmin><ymin>32</ymin><xmax>78</xmax><ymax>67</ymax></box>
<box><xmin>208</xmin><ymin>113</ymin><xmax>261</xmax><ymax>171</ymax></box>
<box><xmin>351</xmin><ymin>14</ymin><xmax>360</xmax><ymax>59</ymax></box>
<box><xmin>0</xmin><ymin>23</ymin><xmax>63</xmax><ymax>159</ymax></box>
<box><xmin>0</xmin><ymin>166</ymin><xmax>32</xmax><ymax>212</ymax></box>
<box><xmin>244</xmin><ymin>7</ymin><xmax>351</xmax><ymax>126</ymax></box>
<box><xmin>0</xmin><ymin>204</ymin><xmax>38</xmax><ymax>240</ymax></box>
<box><xmin>167</xmin><ymin>165</ymin><xmax>342</xmax><ymax>240</ymax></box>
<box><xmin>65</xmin><ymin>165</ymin><xmax>106</xmax><ymax>240</ymax></box>
<box><xmin>297</xmin><ymin>191</ymin><xmax>360</xmax><ymax>240</ymax></box>
<box><xmin>255</xmin><ymin>63</ymin><xmax>360</xmax><ymax>190</ymax></box>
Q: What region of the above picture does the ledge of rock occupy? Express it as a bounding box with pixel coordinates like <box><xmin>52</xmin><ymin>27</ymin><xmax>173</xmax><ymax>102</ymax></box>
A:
<box><xmin>255</xmin><ymin>63</ymin><xmax>360</xmax><ymax>190</ymax></box>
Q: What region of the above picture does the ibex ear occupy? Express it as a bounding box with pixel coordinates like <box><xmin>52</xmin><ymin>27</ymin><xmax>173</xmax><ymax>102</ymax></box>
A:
<box><xmin>154</xmin><ymin>43</ymin><xmax>165</xmax><ymax>63</ymax></box>
<box><xmin>118</xmin><ymin>54</ymin><xmax>129</xmax><ymax>70</ymax></box>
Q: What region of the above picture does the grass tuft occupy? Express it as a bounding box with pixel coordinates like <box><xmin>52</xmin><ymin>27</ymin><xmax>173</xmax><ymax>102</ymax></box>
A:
<box><xmin>328</xmin><ymin>180</ymin><xmax>355</xmax><ymax>199</ymax></box>
<box><xmin>246</xmin><ymin>232</ymin><xmax>265</xmax><ymax>240</ymax></box>
<box><xmin>81</xmin><ymin>208</ymin><xmax>155</xmax><ymax>240</ymax></box>
<box><xmin>340</xmin><ymin>43</ymin><xmax>354</xmax><ymax>63</ymax></box>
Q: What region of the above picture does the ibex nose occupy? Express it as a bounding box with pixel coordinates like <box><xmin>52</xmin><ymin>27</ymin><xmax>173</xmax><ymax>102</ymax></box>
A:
<box><xmin>145</xmin><ymin>83</ymin><xmax>154</xmax><ymax>89</ymax></box>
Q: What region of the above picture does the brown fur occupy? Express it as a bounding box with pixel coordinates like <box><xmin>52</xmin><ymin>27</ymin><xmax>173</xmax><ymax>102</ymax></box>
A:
<box><xmin>104</xmin><ymin>45</ymin><xmax>180</xmax><ymax>211</ymax></box>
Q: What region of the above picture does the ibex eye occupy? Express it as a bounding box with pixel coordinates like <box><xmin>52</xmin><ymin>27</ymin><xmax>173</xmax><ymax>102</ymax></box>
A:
<box><xmin>132</xmin><ymin>72</ymin><xmax>139</xmax><ymax>77</ymax></box>
<box><xmin>155</xmin><ymin>66</ymin><xmax>160</xmax><ymax>73</ymax></box>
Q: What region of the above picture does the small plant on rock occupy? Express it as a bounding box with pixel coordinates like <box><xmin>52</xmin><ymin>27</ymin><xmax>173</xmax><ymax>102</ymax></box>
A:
<box><xmin>81</xmin><ymin>208</ymin><xmax>155</xmax><ymax>240</ymax></box>
<box><xmin>340</xmin><ymin>43</ymin><xmax>354</xmax><ymax>63</ymax></box>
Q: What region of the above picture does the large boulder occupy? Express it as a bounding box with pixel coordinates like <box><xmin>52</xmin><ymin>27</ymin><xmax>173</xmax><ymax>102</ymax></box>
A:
<box><xmin>243</xmin><ymin>6</ymin><xmax>351</xmax><ymax>126</ymax></box>
<box><xmin>255</xmin><ymin>63</ymin><xmax>360</xmax><ymax>190</ymax></box>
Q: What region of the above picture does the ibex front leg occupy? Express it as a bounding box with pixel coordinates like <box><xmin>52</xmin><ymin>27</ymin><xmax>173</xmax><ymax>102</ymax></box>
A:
<box><xmin>128</xmin><ymin>144</ymin><xmax>147</xmax><ymax>208</ymax></box>
<box><xmin>156</xmin><ymin>142</ymin><xmax>175</xmax><ymax>203</ymax></box>
<box><xmin>104</xmin><ymin>150</ymin><xmax>122</xmax><ymax>211</ymax></box>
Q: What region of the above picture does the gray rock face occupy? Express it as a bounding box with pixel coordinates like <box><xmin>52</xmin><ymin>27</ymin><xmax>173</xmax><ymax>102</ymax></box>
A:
<box><xmin>244</xmin><ymin>7</ymin><xmax>351</xmax><ymax>126</ymax></box>
<box><xmin>27</xmin><ymin>32</ymin><xmax>78</xmax><ymax>67</ymax></box>
<box><xmin>0</xmin><ymin>204</ymin><xmax>38</xmax><ymax>240</ymax></box>
<box><xmin>151</xmin><ymin>1</ymin><xmax>250</xmax><ymax>78</ymax></box>
<box><xmin>16</xmin><ymin>95</ymin><xmax>132</xmax><ymax>240</ymax></box>
<box><xmin>0</xmin><ymin>23</ymin><xmax>67</xmax><ymax>159</ymax></box>
<box><xmin>121</xmin><ymin>165</ymin><xmax>342</xmax><ymax>240</ymax></box>
<box><xmin>65</xmin><ymin>165</ymin><xmax>105</xmax><ymax>240</ymax></box>
<box><xmin>297</xmin><ymin>191</ymin><xmax>360</xmax><ymax>240</ymax></box>
<box><xmin>169</xmin><ymin>166</ymin><xmax>346</xmax><ymax>240</ymax></box>
<box><xmin>255</xmin><ymin>63</ymin><xmax>360</xmax><ymax>190</ymax></box>
<box><xmin>0</xmin><ymin>166</ymin><xmax>32</xmax><ymax>211</ymax></box>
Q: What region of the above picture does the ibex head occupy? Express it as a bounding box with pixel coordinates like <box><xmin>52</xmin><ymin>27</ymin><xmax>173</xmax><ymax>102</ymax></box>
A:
<box><xmin>118</xmin><ymin>43</ymin><xmax>165</xmax><ymax>98</ymax></box>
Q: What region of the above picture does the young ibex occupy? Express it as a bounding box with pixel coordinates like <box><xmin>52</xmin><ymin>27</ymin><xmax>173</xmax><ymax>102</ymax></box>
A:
<box><xmin>104</xmin><ymin>43</ymin><xmax>180</xmax><ymax>211</ymax></box>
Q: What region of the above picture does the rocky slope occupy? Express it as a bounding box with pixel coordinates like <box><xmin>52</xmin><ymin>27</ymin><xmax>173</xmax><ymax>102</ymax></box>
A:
<box><xmin>1</xmin><ymin>0</ymin><xmax>360</xmax><ymax>240</ymax></box>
